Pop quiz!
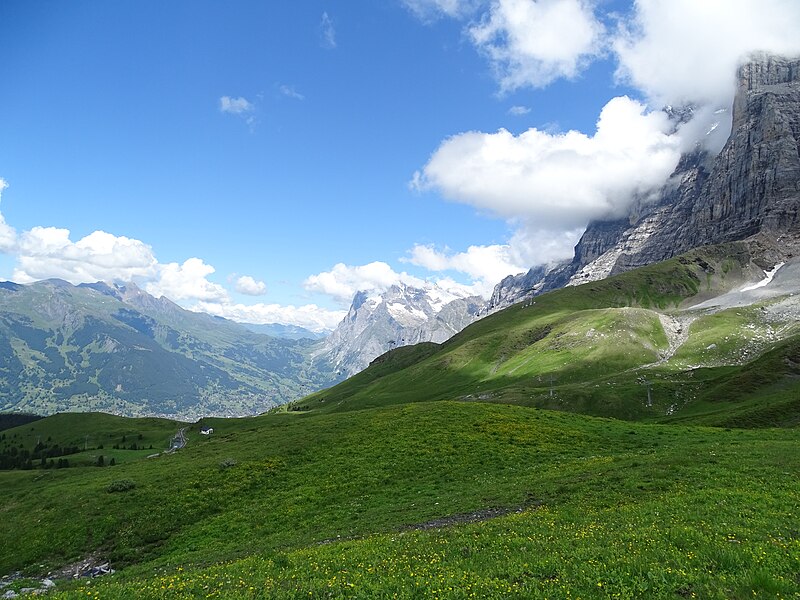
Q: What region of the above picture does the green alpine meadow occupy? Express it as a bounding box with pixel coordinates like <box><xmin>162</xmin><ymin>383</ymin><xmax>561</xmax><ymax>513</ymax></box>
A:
<box><xmin>1</xmin><ymin>242</ymin><xmax>799</xmax><ymax>598</ymax></box>
<box><xmin>3</xmin><ymin>4</ymin><xmax>800</xmax><ymax>599</ymax></box>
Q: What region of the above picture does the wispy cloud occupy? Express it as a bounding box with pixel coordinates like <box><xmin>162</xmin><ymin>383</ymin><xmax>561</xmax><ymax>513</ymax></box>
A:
<box><xmin>219</xmin><ymin>95</ymin><xmax>257</xmax><ymax>129</ymax></box>
<box><xmin>279</xmin><ymin>84</ymin><xmax>305</xmax><ymax>101</ymax></box>
<box><xmin>402</xmin><ymin>0</ymin><xmax>479</xmax><ymax>21</ymax></box>
<box><xmin>219</xmin><ymin>96</ymin><xmax>254</xmax><ymax>115</ymax></box>
<box><xmin>320</xmin><ymin>12</ymin><xmax>337</xmax><ymax>49</ymax></box>
<box><xmin>0</xmin><ymin>179</ymin><xmax>17</xmax><ymax>253</ymax></box>
<box><xmin>508</xmin><ymin>105</ymin><xmax>531</xmax><ymax>116</ymax></box>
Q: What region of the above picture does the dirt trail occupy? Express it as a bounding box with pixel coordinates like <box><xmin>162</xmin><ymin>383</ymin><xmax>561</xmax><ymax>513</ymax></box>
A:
<box><xmin>318</xmin><ymin>504</ymin><xmax>534</xmax><ymax>546</ymax></box>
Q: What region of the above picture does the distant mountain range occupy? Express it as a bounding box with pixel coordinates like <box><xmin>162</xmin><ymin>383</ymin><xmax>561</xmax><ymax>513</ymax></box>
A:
<box><xmin>0</xmin><ymin>280</ymin><xmax>339</xmax><ymax>419</ymax></box>
<box><xmin>318</xmin><ymin>283</ymin><xmax>484</xmax><ymax>377</ymax></box>
<box><xmin>1</xmin><ymin>53</ymin><xmax>797</xmax><ymax>420</ymax></box>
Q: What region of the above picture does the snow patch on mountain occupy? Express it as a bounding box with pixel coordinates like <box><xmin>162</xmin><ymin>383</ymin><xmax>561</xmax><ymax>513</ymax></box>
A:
<box><xmin>319</xmin><ymin>282</ymin><xmax>483</xmax><ymax>376</ymax></box>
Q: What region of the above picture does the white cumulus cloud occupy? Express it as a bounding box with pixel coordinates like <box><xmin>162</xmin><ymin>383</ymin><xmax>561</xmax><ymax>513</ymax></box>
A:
<box><xmin>404</xmin><ymin>243</ymin><xmax>526</xmax><ymax>292</ymax></box>
<box><xmin>413</xmin><ymin>95</ymin><xmax>682</xmax><ymax>229</ymax></box>
<box><xmin>13</xmin><ymin>228</ymin><xmax>158</xmax><ymax>285</ymax></box>
<box><xmin>235</xmin><ymin>275</ymin><xmax>267</xmax><ymax>296</ymax></box>
<box><xmin>469</xmin><ymin>0</ymin><xmax>605</xmax><ymax>92</ymax></box>
<box><xmin>146</xmin><ymin>258</ymin><xmax>230</xmax><ymax>303</ymax></box>
<box><xmin>403</xmin><ymin>225</ymin><xmax>582</xmax><ymax>295</ymax></box>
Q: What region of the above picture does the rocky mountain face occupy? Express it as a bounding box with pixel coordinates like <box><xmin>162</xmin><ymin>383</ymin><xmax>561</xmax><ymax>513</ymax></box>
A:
<box><xmin>319</xmin><ymin>283</ymin><xmax>483</xmax><ymax>376</ymax></box>
<box><xmin>0</xmin><ymin>280</ymin><xmax>337</xmax><ymax>418</ymax></box>
<box><xmin>490</xmin><ymin>53</ymin><xmax>800</xmax><ymax>306</ymax></box>
<box><xmin>482</xmin><ymin>265</ymin><xmax>548</xmax><ymax>313</ymax></box>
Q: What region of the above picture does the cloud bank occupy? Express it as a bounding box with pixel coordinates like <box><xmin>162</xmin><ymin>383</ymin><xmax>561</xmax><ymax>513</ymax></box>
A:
<box><xmin>414</xmin><ymin>96</ymin><xmax>682</xmax><ymax>228</ymax></box>
<box><xmin>0</xmin><ymin>183</ymin><xmax>345</xmax><ymax>332</ymax></box>
<box><xmin>410</xmin><ymin>0</ymin><xmax>800</xmax><ymax>274</ymax></box>
<box><xmin>195</xmin><ymin>301</ymin><xmax>346</xmax><ymax>333</ymax></box>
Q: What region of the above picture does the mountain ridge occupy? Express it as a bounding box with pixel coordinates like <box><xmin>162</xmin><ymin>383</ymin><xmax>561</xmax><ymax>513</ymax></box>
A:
<box><xmin>0</xmin><ymin>279</ymin><xmax>338</xmax><ymax>418</ymax></box>
<box><xmin>318</xmin><ymin>282</ymin><xmax>483</xmax><ymax>377</ymax></box>
<box><xmin>290</xmin><ymin>242</ymin><xmax>800</xmax><ymax>426</ymax></box>
<box><xmin>489</xmin><ymin>53</ymin><xmax>800</xmax><ymax>310</ymax></box>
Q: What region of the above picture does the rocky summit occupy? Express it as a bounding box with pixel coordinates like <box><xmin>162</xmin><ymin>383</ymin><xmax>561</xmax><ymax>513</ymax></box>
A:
<box><xmin>319</xmin><ymin>283</ymin><xmax>483</xmax><ymax>377</ymax></box>
<box><xmin>332</xmin><ymin>54</ymin><xmax>800</xmax><ymax>365</ymax></box>
<box><xmin>491</xmin><ymin>53</ymin><xmax>800</xmax><ymax>308</ymax></box>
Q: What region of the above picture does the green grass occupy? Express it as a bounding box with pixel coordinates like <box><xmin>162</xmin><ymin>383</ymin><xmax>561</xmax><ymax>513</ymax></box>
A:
<box><xmin>2</xmin><ymin>242</ymin><xmax>798</xmax><ymax>597</ymax></box>
<box><xmin>0</xmin><ymin>412</ymin><xmax>185</xmax><ymax>467</ymax></box>
<box><xmin>283</xmin><ymin>243</ymin><xmax>798</xmax><ymax>427</ymax></box>
<box><xmin>0</xmin><ymin>402</ymin><xmax>800</xmax><ymax>598</ymax></box>
<box><xmin>0</xmin><ymin>403</ymin><xmax>792</xmax><ymax>598</ymax></box>
<box><xmin>659</xmin><ymin>336</ymin><xmax>800</xmax><ymax>428</ymax></box>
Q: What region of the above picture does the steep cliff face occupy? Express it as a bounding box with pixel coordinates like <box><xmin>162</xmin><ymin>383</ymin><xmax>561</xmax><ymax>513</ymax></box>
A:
<box><xmin>693</xmin><ymin>54</ymin><xmax>800</xmax><ymax>245</ymax></box>
<box><xmin>488</xmin><ymin>53</ymin><xmax>800</xmax><ymax>305</ymax></box>
<box><xmin>571</xmin><ymin>53</ymin><xmax>800</xmax><ymax>282</ymax></box>
<box><xmin>483</xmin><ymin>265</ymin><xmax>547</xmax><ymax>312</ymax></box>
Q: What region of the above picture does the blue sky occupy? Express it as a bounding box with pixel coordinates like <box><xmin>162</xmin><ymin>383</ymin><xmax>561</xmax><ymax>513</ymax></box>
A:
<box><xmin>1</xmin><ymin>0</ymin><xmax>799</xmax><ymax>331</ymax></box>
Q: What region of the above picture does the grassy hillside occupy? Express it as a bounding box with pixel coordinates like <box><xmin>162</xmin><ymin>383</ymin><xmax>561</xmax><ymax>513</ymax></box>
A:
<box><xmin>1</xmin><ymin>243</ymin><xmax>798</xmax><ymax>597</ymax></box>
<box><xmin>0</xmin><ymin>412</ymin><xmax>185</xmax><ymax>469</ymax></box>
<box><xmin>0</xmin><ymin>403</ymin><xmax>796</xmax><ymax>598</ymax></box>
<box><xmin>0</xmin><ymin>280</ymin><xmax>338</xmax><ymax>418</ymax></box>
<box><xmin>288</xmin><ymin>243</ymin><xmax>800</xmax><ymax>426</ymax></box>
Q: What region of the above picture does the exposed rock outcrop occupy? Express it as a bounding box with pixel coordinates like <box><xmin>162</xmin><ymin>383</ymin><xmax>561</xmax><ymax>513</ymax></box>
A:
<box><xmin>631</xmin><ymin>53</ymin><xmax>800</xmax><ymax>264</ymax></box>
<box><xmin>319</xmin><ymin>283</ymin><xmax>483</xmax><ymax>376</ymax></box>
<box><xmin>493</xmin><ymin>53</ymin><xmax>800</xmax><ymax>305</ymax></box>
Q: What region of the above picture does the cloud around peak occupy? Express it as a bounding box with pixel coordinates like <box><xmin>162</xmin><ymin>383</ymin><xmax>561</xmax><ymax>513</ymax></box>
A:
<box><xmin>409</xmin><ymin>0</ymin><xmax>800</xmax><ymax>271</ymax></box>
<box><xmin>304</xmin><ymin>261</ymin><xmax>427</xmax><ymax>304</ymax></box>
<box><xmin>613</xmin><ymin>0</ymin><xmax>800</xmax><ymax>110</ymax></box>
<box><xmin>413</xmin><ymin>96</ymin><xmax>682</xmax><ymax>229</ymax></box>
